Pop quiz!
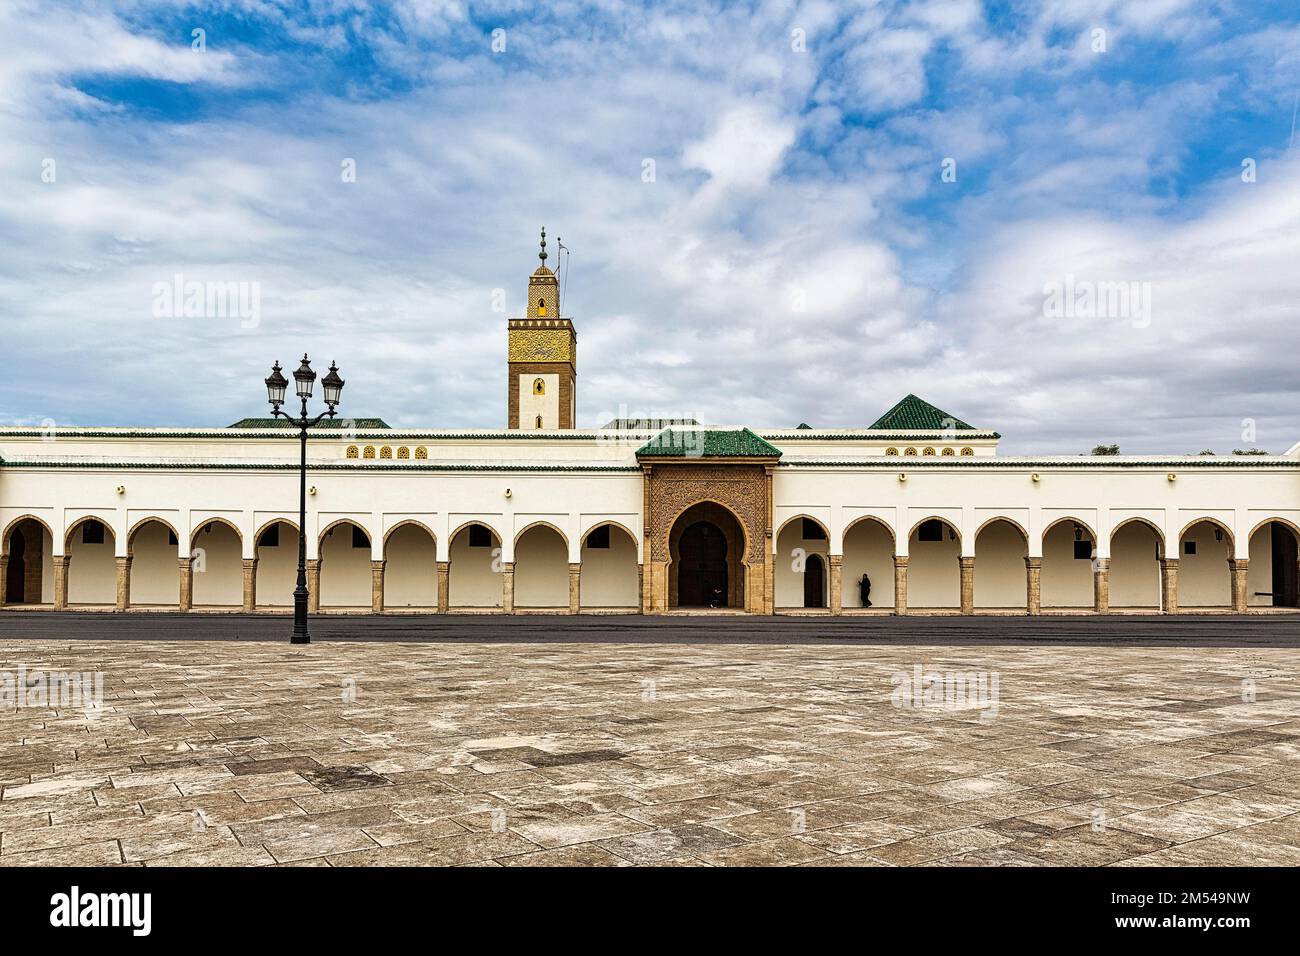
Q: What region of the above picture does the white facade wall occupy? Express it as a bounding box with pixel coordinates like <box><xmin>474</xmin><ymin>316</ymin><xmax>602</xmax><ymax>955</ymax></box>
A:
<box><xmin>1178</xmin><ymin>520</ymin><xmax>1233</xmax><ymax>607</ymax></box>
<box><xmin>193</xmin><ymin>521</ymin><xmax>242</xmax><ymax>606</ymax></box>
<box><xmin>320</xmin><ymin>521</ymin><xmax>372</xmax><ymax>607</ymax></box>
<box><xmin>66</xmin><ymin>522</ymin><xmax>116</xmax><ymax>605</ymax></box>
<box><xmin>842</xmin><ymin>519</ymin><xmax>894</xmax><ymax>609</ymax></box>
<box><xmin>514</xmin><ymin>524</ymin><xmax>569</xmax><ymax>607</ymax></box>
<box><xmin>449</xmin><ymin>524</ymin><xmax>502</xmax><ymax>608</ymax></box>
<box><xmin>256</xmin><ymin>522</ymin><xmax>300</xmax><ymax>607</ymax></box>
<box><xmin>129</xmin><ymin>520</ymin><xmax>179</xmax><ymax>605</ymax></box>
<box><xmin>384</xmin><ymin>524</ymin><xmax>437</xmax><ymax>608</ymax></box>
<box><xmin>1041</xmin><ymin>521</ymin><xmax>1094</xmax><ymax>608</ymax></box>
<box><xmin>579</xmin><ymin>524</ymin><xmax>639</xmax><ymax>607</ymax></box>
<box><xmin>973</xmin><ymin>520</ymin><xmax>1027</xmax><ymax>608</ymax></box>
<box><xmin>2</xmin><ymin>427</ymin><xmax>1299</xmax><ymax>613</ymax></box>
<box><xmin>907</xmin><ymin>522</ymin><xmax>962</xmax><ymax>608</ymax></box>
<box><xmin>774</xmin><ymin>519</ymin><xmax>830</xmax><ymax>608</ymax></box>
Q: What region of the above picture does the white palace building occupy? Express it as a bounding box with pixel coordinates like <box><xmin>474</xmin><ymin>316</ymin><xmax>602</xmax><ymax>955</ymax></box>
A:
<box><xmin>3</xmin><ymin>234</ymin><xmax>1300</xmax><ymax>618</ymax></box>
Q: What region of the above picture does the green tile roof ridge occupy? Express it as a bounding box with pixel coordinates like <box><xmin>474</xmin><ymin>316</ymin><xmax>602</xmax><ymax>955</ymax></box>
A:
<box><xmin>869</xmin><ymin>394</ymin><xmax>974</xmax><ymax>430</ymax></box>
<box><xmin>636</xmin><ymin>427</ymin><xmax>782</xmax><ymax>458</ymax></box>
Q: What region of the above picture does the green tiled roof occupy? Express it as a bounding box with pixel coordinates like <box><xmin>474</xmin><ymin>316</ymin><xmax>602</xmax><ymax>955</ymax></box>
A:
<box><xmin>869</xmin><ymin>395</ymin><xmax>974</xmax><ymax>430</ymax></box>
<box><xmin>636</xmin><ymin>427</ymin><xmax>782</xmax><ymax>459</ymax></box>
<box><xmin>226</xmin><ymin>417</ymin><xmax>391</xmax><ymax>429</ymax></box>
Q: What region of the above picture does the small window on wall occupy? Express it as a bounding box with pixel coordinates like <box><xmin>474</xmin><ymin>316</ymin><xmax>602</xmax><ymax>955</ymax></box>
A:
<box><xmin>352</xmin><ymin>526</ymin><xmax>370</xmax><ymax>549</ymax></box>
<box><xmin>1074</xmin><ymin>541</ymin><xmax>1092</xmax><ymax>560</ymax></box>
<box><xmin>885</xmin><ymin>447</ymin><xmax>899</xmax><ymax>456</ymax></box>
<box><xmin>918</xmin><ymin>519</ymin><xmax>944</xmax><ymax>542</ymax></box>
<box><xmin>802</xmin><ymin>518</ymin><xmax>827</xmax><ymax>540</ymax></box>
<box><xmin>1184</xmin><ymin>540</ymin><xmax>1197</xmax><ymax>555</ymax></box>
<box><xmin>586</xmin><ymin>525</ymin><xmax>611</xmax><ymax>549</ymax></box>
<box><xmin>537</xmin><ymin>298</ymin><xmax>547</xmax><ymax>316</ymax></box>
<box><xmin>904</xmin><ymin>447</ymin><xmax>918</xmax><ymax>456</ymax></box>
<box><xmin>468</xmin><ymin>524</ymin><xmax>493</xmax><ymax>548</ymax></box>
<box><xmin>941</xmin><ymin>447</ymin><xmax>955</xmax><ymax>456</ymax></box>
<box><xmin>346</xmin><ymin>445</ymin><xmax>359</xmax><ymax>459</ymax></box>
<box><xmin>259</xmin><ymin>525</ymin><xmax>280</xmax><ymax>548</ymax></box>
<box><xmin>535</xmin><ymin>415</ymin><xmax>543</xmax><ymax>429</ymax></box>
<box><xmin>414</xmin><ymin>446</ymin><xmax>428</xmax><ymax>460</ymax></box>
<box><xmin>397</xmin><ymin>446</ymin><xmax>410</xmax><ymax>459</ymax></box>
<box><xmin>533</xmin><ymin>378</ymin><xmax>546</xmax><ymax>395</ymax></box>
<box><xmin>81</xmin><ymin>520</ymin><xmax>105</xmax><ymax>544</ymax></box>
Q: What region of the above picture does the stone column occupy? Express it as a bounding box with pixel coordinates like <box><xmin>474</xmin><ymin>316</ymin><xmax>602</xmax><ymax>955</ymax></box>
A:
<box><xmin>502</xmin><ymin>561</ymin><xmax>515</xmax><ymax>613</ymax></box>
<box><xmin>115</xmin><ymin>556</ymin><xmax>132</xmax><ymax>611</ymax></box>
<box><xmin>637</xmin><ymin>564</ymin><xmax>645</xmax><ymax>614</ymax></box>
<box><xmin>307</xmin><ymin>559</ymin><xmax>321</xmax><ymax>613</ymax></box>
<box><xmin>649</xmin><ymin>560</ymin><xmax>668</xmax><ymax>615</ymax></box>
<box><xmin>241</xmin><ymin>558</ymin><xmax>257</xmax><ymax>611</ymax></box>
<box><xmin>1093</xmin><ymin>558</ymin><xmax>1110</xmax><ymax>613</ymax></box>
<box><xmin>568</xmin><ymin>562</ymin><xmax>581</xmax><ymax>614</ymax></box>
<box><xmin>748</xmin><ymin>562</ymin><xmax>767</xmax><ymax>615</ymax></box>
<box><xmin>54</xmin><ymin>555</ymin><xmax>71</xmax><ymax>609</ymax></box>
<box><xmin>0</xmin><ymin>555</ymin><xmax>7</xmax><ymax>605</ymax></box>
<box><xmin>893</xmin><ymin>556</ymin><xmax>908</xmax><ymax>616</ymax></box>
<box><xmin>178</xmin><ymin>556</ymin><xmax>194</xmax><ymax>612</ymax></box>
<box><xmin>763</xmin><ymin>548</ymin><xmax>775</xmax><ymax>615</ymax></box>
<box><xmin>436</xmin><ymin>561</ymin><xmax>450</xmax><ymax>612</ymax></box>
<box><xmin>1025</xmin><ymin>556</ymin><xmax>1042</xmax><ymax>616</ymax></box>
<box><xmin>763</xmin><ymin>466</ymin><xmax>775</xmax><ymax>615</ymax></box>
<box><xmin>829</xmin><ymin>554</ymin><xmax>843</xmax><ymax>615</ymax></box>
<box><xmin>1160</xmin><ymin>558</ymin><xmax>1179</xmax><ymax>614</ymax></box>
<box><xmin>1230</xmin><ymin>558</ymin><xmax>1249</xmax><ymax>613</ymax></box>
<box><xmin>959</xmin><ymin>556</ymin><xmax>975</xmax><ymax>615</ymax></box>
<box><xmin>24</xmin><ymin>532</ymin><xmax>42</xmax><ymax>602</ymax></box>
<box><xmin>371</xmin><ymin>560</ymin><xmax>385</xmax><ymax>614</ymax></box>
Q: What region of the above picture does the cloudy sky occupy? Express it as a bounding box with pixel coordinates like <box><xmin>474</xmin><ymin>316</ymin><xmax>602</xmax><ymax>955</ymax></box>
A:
<box><xmin>1</xmin><ymin>0</ymin><xmax>1298</xmax><ymax>453</ymax></box>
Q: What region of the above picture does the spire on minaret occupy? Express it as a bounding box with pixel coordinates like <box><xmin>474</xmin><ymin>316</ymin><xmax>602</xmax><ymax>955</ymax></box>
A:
<box><xmin>539</xmin><ymin>226</ymin><xmax>548</xmax><ymax>265</ymax></box>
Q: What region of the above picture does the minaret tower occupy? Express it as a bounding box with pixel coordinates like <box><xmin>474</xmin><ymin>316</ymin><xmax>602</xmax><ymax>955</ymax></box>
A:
<box><xmin>507</xmin><ymin>227</ymin><xmax>577</xmax><ymax>429</ymax></box>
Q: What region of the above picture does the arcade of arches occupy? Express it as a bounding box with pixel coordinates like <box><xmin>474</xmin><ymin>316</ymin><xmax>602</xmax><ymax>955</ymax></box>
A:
<box><xmin>2</xmin><ymin>513</ymin><xmax>1299</xmax><ymax>614</ymax></box>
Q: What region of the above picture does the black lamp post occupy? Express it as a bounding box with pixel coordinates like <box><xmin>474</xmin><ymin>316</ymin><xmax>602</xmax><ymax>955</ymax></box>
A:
<box><xmin>265</xmin><ymin>354</ymin><xmax>344</xmax><ymax>644</ymax></box>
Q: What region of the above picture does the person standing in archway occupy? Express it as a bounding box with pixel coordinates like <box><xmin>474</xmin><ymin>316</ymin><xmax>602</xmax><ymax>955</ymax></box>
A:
<box><xmin>859</xmin><ymin>572</ymin><xmax>872</xmax><ymax>608</ymax></box>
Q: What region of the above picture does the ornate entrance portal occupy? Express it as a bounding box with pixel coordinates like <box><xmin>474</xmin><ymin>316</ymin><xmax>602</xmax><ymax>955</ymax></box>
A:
<box><xmin>637</xmin><ymin>427</ymin><xmax>781</xmax><ymax>614</ymax></box>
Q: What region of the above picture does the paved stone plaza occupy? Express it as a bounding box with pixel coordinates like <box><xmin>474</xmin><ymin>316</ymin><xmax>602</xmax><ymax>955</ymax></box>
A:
<box><xmin>1</xmin><ymin>621</ymin><xmax>1299</xmax><ymax>866</ymax></box>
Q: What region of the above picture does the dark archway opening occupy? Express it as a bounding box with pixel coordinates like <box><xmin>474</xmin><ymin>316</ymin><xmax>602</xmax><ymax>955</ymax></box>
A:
<box><xmin>803</xmin><ymin>552</ymin><xmax>825</xmax><ymax>608</ymax></box>
<box><xmin>668</xmin><ymin>502</ymin><xmax>746</xmax><ymax>609</ymax></box>
<box><xmin>677</xmin><ymin>521</ymin><xmax>729</xmax><ymax>607</ymax></box>
<box><xmin>1272</xmin><ymin>524</ymin><xmax>1298</xmax><ymax>606</ymax></box>
<box><xmin>4</xmin><ymin>520</ymin><xmax>47</xmax><ymax>604</ymax></box>
<box><xmin>5</xmin><ymin>528</ymin><xmax>26</xmax><ymax>602</ymax></box>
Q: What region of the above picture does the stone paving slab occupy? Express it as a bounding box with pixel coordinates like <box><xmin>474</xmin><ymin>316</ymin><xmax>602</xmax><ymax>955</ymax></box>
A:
<box><xmin>0</xmin><ymin>634</ymin><xmax>1298</xmax><ymax>866</ymax></box>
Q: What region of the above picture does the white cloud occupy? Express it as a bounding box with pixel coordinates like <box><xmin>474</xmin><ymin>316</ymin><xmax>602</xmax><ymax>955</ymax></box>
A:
<box><xmin>0</xmin><ymin>0</ymin><xmax>1296</xmax><ymax>456</ymax></box>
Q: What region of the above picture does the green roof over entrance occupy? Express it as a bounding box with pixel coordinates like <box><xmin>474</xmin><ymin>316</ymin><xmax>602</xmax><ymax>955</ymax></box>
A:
<box><xmin>636</xmin><ymin>427</ymin><xmax>782</xmax><ymax>459</ymax></box>
<box><xmin>869</xmin><ymin>395</ymin><xmax>974</xmax><ymax>430</ymax></box>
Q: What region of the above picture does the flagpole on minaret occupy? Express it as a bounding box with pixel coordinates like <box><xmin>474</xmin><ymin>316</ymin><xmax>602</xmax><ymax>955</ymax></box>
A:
<box><xmin>556</xmin><ymin>235</ymin><xmax>570</xmax><ymax>315</ymax></box>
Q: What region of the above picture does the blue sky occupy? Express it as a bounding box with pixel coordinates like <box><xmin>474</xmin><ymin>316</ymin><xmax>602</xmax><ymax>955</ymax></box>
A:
<box><xmin>2</xmin><ymin>0</ymin><xmax>1299</xmax><ymax>452</ymax></box>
